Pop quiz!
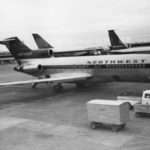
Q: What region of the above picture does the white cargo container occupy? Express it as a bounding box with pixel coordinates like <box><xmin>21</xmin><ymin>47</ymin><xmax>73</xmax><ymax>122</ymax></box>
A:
<box><xmin>87</xmin><ymin>99</ymin><xmax>130</xmax><ymax>131</ymax></box>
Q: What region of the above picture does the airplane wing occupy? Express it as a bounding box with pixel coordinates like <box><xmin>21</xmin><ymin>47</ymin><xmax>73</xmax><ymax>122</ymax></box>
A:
<box><xmin>0</xmin><ymin>73</ymin><xmax>92</xmax><ymax>86</ymax></box>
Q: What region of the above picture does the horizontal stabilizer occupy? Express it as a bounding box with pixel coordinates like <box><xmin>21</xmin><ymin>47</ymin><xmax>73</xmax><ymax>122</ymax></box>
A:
<box><xmin>0</xmin><ymin>38</ymin><xmax>16</xmax><ymax>44</ymax></box>
<box><xmin>0</xmin><ymin>37</ymin><xmax>32</xmax><ymax>60</ymax></box>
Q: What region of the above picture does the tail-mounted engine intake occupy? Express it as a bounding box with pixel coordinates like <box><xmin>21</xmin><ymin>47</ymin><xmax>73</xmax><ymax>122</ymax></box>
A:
<box><xmin>48</xmin><ymin>49</ymin><xmax>53</xmax><ymax>57</ymax></box>
<box><xmin>40</xmin><ymin>49</ymin><xmax>53</xmax><ymax>57</ymax></box>
<box><xmin>14</xmin><ymin>64</ymin><xmax>43</xmax><ymax>72</ymax></box>
<box><xmin>32</xmin><ymin>49</ymin><xmax>54</xmax><ymax>58</ymax></box>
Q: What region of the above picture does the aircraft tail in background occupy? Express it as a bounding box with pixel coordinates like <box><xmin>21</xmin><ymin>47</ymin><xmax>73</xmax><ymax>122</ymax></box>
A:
<box><xmin>0</xmin><ymin>37</ymin><xmax>32</xmax><ymax>61</ymax></box>
<box><xmin>32</xmin><ymin>34</ymin><xmax>53</xmax><ymax>49</ymax></box>
<box><xmin>108</xmin><ymin>30</ymin><xmax>127</xmax><ymax>50</ymax></box>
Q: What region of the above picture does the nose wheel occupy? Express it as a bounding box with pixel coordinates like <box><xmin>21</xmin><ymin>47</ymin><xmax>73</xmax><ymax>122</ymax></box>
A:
<box><xmin>53</xmin><ymin>83</ymin><xmax>63</xmax><ymax>93</ymax></box>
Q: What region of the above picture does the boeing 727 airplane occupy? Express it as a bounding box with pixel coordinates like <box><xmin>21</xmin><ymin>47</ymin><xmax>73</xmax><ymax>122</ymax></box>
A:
<box><xmin>0</xmin><ymin>36</ymin><xmax>150</xmax><ymax>92</ymax></box>
<box><xmin>108</xmin><ymin>30</ymin><xmax>150</xmax><ymax>54</ymax></box>
<box><xmin>32</xmin><ymin>33</ymin><xmax>103</xmax><ymax>57</ymax></box>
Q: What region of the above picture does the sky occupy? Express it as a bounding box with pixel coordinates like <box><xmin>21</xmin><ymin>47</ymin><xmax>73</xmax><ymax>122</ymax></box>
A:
<box><xmin>0</xmin><ymin>0</ymin><xmax>150</xmax><ymax>52</ymax></box>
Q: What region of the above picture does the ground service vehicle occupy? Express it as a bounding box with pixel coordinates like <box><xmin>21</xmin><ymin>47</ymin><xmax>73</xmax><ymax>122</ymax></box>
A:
<box><xmin>134</xmin><ymin>90</ymin><xmax>150</xmax><ymax>117</ymax></box>
<box><xmin>117</xmin><ymin>91</ymin><xmax>141</xmax><ymax>109</ymax></box>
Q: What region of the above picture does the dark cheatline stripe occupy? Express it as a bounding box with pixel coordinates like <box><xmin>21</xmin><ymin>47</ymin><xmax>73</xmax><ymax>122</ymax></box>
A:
<box><xmin>42</xmin><ymin>63</ymin><xmax>150</xmax><ymax>69</ymax></box>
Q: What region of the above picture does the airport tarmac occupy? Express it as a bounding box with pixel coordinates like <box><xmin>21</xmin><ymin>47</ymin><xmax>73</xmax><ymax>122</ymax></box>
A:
<box><xmin>1</xmin><ymin>65</ymin><xmax>150</xmax><ymax>149</ymax></box>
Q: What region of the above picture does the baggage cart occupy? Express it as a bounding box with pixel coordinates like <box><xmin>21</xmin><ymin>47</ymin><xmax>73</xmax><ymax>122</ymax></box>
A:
<box><xmin>87</xmin><ymin>99</ymin><xmax>130</xmax><ymax>131</ymax></box>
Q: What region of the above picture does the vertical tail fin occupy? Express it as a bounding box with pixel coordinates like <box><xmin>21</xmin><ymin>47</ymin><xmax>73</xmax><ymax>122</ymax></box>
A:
<box><xmin>0</xmin><ymin>37</ymin><xmax>32</xmax><ymax>61</ymax></box>
<box><xmin>108</xmin><ymin>30</ymin><xmax>127</xmax><ymax>49</ymax></box>
<box><xmin>32</xmin><ymin>34</ymin><xmax>53</xmax><ymax>49</ymax></box>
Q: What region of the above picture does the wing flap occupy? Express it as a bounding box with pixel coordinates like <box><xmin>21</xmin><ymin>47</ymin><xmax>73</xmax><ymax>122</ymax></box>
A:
<box><xmin>0</xmin><ymin>73</ymin><xmax>92</xmax><ymax>86</ymax></box>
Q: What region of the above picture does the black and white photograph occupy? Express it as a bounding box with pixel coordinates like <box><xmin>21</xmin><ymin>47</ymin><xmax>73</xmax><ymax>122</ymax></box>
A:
<box><xmin>0</xmin><ymin>0</ymin><xmax>150</xmax><ymax>149</ymax></box>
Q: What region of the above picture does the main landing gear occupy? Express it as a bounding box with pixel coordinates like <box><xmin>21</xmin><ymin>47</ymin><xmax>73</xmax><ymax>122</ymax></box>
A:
<box><xmin>31</xmin><ymin>82</ymin><xmax>38</xmax><ymax>88</ymax></box>
<box><xmin>31</xmin><ymin>81</ymin><xmax>63</xmax><ymax>93</ymax></box>
<box><xmin>76</xmin><ymin>83</ymin><xmax>85</xmax><ymax>89</ymax></box>
<box><xmin>31</xmin><ymin>75</ymin><xmax>50</xmax><ymax>88</ymax></box>
<box><xmin>52</xmin><ymin>83</ymin><xmax>63</xmax><ymax>93</ymax></box>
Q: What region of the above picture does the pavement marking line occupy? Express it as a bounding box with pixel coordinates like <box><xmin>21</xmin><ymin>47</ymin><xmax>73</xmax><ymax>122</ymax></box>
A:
<box><xmin>0</xmin><ymin>117</ymin><xmax>28</xmax><ymax>130</ymax></box>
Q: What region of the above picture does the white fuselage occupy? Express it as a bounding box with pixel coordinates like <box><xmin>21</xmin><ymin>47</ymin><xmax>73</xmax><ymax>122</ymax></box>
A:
<box><xmin>20</xmin><ymin>54</ymin><xmax>150</xmax><ymax>83</ymax></box>
<box><xmin>111</xmin><ymin>46</ymin><xmax>150</xmax><ymax>53</ymax></box>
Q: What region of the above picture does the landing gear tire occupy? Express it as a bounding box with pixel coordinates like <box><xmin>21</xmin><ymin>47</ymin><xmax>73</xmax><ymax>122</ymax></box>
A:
<box><xmin>111</xmin><ymin>125</ymin><xmax>120</xmax><ymax>132</ymax></box>
<box><xmin>135</xmin><ymin>112</ymin><xmax>141</xmax><ymax>118</ymax></box>
<box><xmin>90</xmin><ymin>122</ymin><xmax>98</xmax><ymax>129</ymax></box>
<box><xmin>121</xmin><ymin>124</ymin><xmax>126</xmax><ymax>129</ymax></box>
<box><xmin>53</xmin><ymin>84</ymin><xmax>63</xmax><ymax>93</ymax></box>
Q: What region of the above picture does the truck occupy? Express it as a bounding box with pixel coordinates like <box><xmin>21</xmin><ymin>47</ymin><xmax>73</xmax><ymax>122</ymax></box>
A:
<box><xmin>134</xmin><ymin>90</ymin><xmax>150</xmax><ymax>117</ymax></box>
<box><xmin>117</xmin><ymin>91</ymin><xmax>142</xmax><ymax>109</ymax></box>
<box><xmin>87</xmin><ymin>99</ymin><xmax>130</xmax><ymax>131</ymax></box>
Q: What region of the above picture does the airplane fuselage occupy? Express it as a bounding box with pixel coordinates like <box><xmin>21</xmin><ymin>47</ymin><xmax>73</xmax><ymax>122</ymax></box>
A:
<box><xmin>111</xmin><ymin>46</ymin><xmax>150</xmax><ymax>54</ymax></box>
<box><xmin>19</xmin><ymin>54</ymin><xmax>150</xmax><ymax>83</ymax></box>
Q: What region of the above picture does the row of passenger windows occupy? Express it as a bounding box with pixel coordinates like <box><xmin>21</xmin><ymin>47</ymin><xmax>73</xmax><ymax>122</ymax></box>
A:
<box><xmin>105</xmin><ymin>64</ymin><xmax>145</xmax><ymax>68</ymax></box>
<box><xmin>48</xmin><ymin>64</ymin><xmax>146</xmax><ymax>69</ymax></box>
<box><xmin>49</xmin><ymin>65</ymin><xmax>86</xmax><ymax>69</ymax></box>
